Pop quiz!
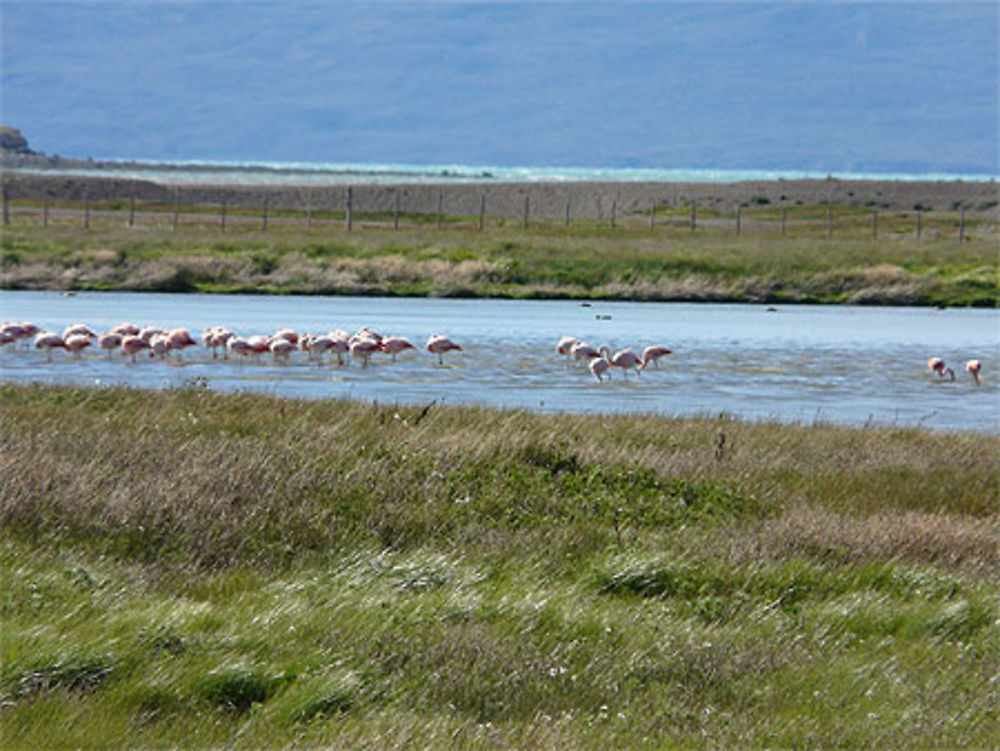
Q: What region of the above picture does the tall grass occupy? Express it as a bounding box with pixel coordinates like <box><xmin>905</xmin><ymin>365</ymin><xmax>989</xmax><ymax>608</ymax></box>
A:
<box><xmin>2</xmin><ymin>384</ymin><xmax>998</xmax><ymax>748</ymax></box>
<box><xmin>3</xmin><ymin>210</ymin><xmax>997</xmax><ymax>305</ymax></box>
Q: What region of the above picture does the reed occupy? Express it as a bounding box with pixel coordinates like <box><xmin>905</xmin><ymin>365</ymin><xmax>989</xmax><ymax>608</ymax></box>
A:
<box><xmin>1</xmin><ymin>384</ymin><xmax>998</xmax><ymax>748</ymax></box>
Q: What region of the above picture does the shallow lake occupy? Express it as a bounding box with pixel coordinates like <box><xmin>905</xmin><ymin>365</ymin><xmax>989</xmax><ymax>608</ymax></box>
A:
<box><xmin>2</xmin><ymin>290</ymin><xmax>998</xmax><ymax>433</ymax></box>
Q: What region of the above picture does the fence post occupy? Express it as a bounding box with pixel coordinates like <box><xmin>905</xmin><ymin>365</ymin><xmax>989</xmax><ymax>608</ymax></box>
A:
<box><xmin>394</xmin><ymin>191</ymin><xmax>400</xmax><ymax>231</ymax></box>
<box><xmin>872</xmin><ymin>209</ymin><xmax>878</xmax><ymax>240</ymax></box>
<box><xmin>43</xmin><ymin>199</ymin><xmax>50</xmax><ymax>229</ymax></box>
<box><xmin>689</xmin><ymin>201</ymin><xmax>696</xmax><ymax>232</ymax></box>
<box><xmin>781</xmin><ymin>208</ymin><xmax>787</xmax><ymax>235</ymax></box>
<box><xmin>565</xmin><ymin>197</ymin><xmax>571</xmax><ymax>228</ymax></box>
<box><xmin>650</xmin><ymin>203</ymin><xmax>656</xmax><ymax>231</ymax></box>
<box><xmin>346</xmin><ymin>186</ymin><xmax>353</xmax><ymax>231</ymax></box>
<box><xmin>129</xmin><ymin>195</ymin><xmax>135</xmax><ymax>227</ymax></box>
<box><xmin>611</xmin><ymin>199</ymin><xmax>616</xmax><ymax>229</ymax></box>
<box><xmin>172</xmin><ymin>192</ymin><xmax>179</xmax><ymax>231</ymax></box>
<box><xmin>826</xmin><ymin>205</ymin><xmax>832</xmax><ymax>238</ymax></box>
<box><xmin>221</xmin><ymin>200</ymin><xmax>227</xmax><ymax>232</ymax></box>
<box><xmin>1</xmin><ymin>185</ymin><xmax>8</xmax><ymax>227</ymax></box>
<box><xmin>959</xmin><ymin>207</ymin><xmax>965</xmax><ymax>242</ymax></box>
<box><xmin>523</xmin><ymin>195</ymin><xmax>529</xmax><ymax>229</ymax></box>
<box><xmin>436</xmin><ymin>192</ymin><xmax>443</xmax><ymax>230</ymax></box>
<box><xmin>478</xmin><ymin>194</ymin><xmax>485</xmax><ymax>231</ymax></box>
<box><xmin>306</xmin><ymin>192</ymin><xmax>312</xmax><ymax>229</ymax></box>
<box><xmin>262</xmin><ymin>198</ymin><xmax>268</xmax><ymax>231</ymax></box>
<box><xmin>85</xmin><ymin>195</ymin><xmax>91</xmax><ymax>230</ymax></box>
<box><xmin>736</xmin><ymin>207</ymin><xmax>741</xmax><ymax>235</ymax></box>
<box><xmin>916</xmin><ymin>209</ymin><xmax>921</xmax><ymax>240</ymax></box>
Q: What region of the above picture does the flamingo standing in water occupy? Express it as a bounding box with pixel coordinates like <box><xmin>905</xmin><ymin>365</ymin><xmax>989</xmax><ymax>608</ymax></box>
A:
<box><xmin>965</xmin><ymin>360</ymin><xmax>982</xmax><ymax>385</ymax></box>
<box><xmin>97</xmin><ymin>332</ymin><xmax>122</xmax><ymax>357</ymax></box>
<box><xmin>381</xmin><ymin>336</ymin><xmax>415</xmax><ymax>362</ymax></box>
<box><xmin>121</xmin><ymin>335</ymin><xmax>150</xmax><ymax>363</ymax></box>
<box><xmin>270</xmin><ymin>337</ymin><xmax>296</xmax><ymax>362</ymax></box>
<box><xmin>34</xmin><ymin>332</ymin><xmax>67</xmax><ymax>360</ymax></box>
<box><xmin>570</xmin><ymin>341</ymin><xmax>601</xmax><ymax>363</ymax></box>
<box><xmin>349</xmin><ymin>337</ymin><xmax>380</xmax><ymax>368</ymax></box>
<box><xmin>640</xmin><ymin>344</ymin><xmax>673</xmax><ymax>369</ymax></box>
<box><xmin>64</xmin><ymin>333</ymin><xmax>92</xmax><ymax>356</ymax></box>
<box><xmin>426</xmin><ymin>334</ymin><xmax>462</xmax><ymax>365</ymax></box>
<box><xmin>589</xmin><ymin>357</ymin><xmax>611</xmax><ymax>382</ymax></box>
<box><xmin>608</xmin><ymin>347</ymin><xmax>643</xmax><ymax>378</ymax></box>
<box><xmin>927</xmin><ymin>357</ymin><xmax>955</xmax><ymax>381</ymax></box>
<box><xmin>557</xmin><ymin>336</ymin><xmax>579</xmax><ymax>365</ymax></box>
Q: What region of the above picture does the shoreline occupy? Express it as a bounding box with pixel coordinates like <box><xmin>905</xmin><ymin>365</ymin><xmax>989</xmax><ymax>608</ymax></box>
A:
<box><xmin>4</xmin><ymin>165</ymin><xmax>998</xmax><ymax>220</ymax></box>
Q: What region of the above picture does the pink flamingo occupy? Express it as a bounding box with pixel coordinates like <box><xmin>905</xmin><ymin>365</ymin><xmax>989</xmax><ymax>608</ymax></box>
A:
<box><xmin>97</xmin><ymin>332</ymin><xmax>122</xmax><ymax>356</ymax></box>
<box><xmin>609</xmin><ymin>348</ymin><xmax>643</xmax><ymax>378</ymax></box>
<box><xmin>149</xmin><ymin>334</ymin><xmax>171</xmax><ymax>358</ymax></box>
<box><xmin>350</xmin><ymin>337</ymin><xmax>380</xmax><ymax>368</ymax></box>
<box><xmin>111</xmin><ymin>322</ymin><xmax>140</xmax><ymax>336</ymax></box>
<box><xmin>380</xmin><ymin>336</ymin><xmax>415</xmax><ymax>362</ymax></box>
<box><xmin>927</xmin><ymin>357</ymin><xmax>955</xmax><ymax>381</ymax></box>
<box><xmin>34</xmin><ymin>332</ymin><xmax>67</xmax><ymax>360</ymax></box>
<box><xmin>0</xmin><ymin>328</ymin><xmax>16</xmax><ymax>347</ymax></box>
<box><xmin>589</xmin><ymin>357</ymin><xmax>611</xmax><ymax>382</ymax></box>
<box><xmin>272</xmin><ymin>328</ymin><xmax>299</xmax><ymax>345</ymax></box>
<box><xmin>426</xmin><ymin>334</ymin><xmax>462</xmax><ymax>365</ymax></box>
<box><xmin>139</xmin><ymin>326</ymin><xmax>165</xmax><ymax>343</ymax></box>
<box><xmin>570</xmin><ymin>341</ymin><xmax>601</xmax><ymax>362</ymax></box>
<box><xmin>227</xmin><ymin>337</ymin><xmax>255</xmax><ymax>361</ymax></box>
<box><xmin>121</xmin><ymin>335</ymin><xmax>150</xmax><ymax>363</ymax></box>
<box><xmin>63</xmin><ymin>323</ymin><xmax>96</xmax><ymax>339</ymax></box>
<box><xmin>64</xmin><ymin>333</ymin><xmax>92</xmax><ymax>356</ymax></box>
<box><xmin>557</xmin><ymin>335</ymin><xmax>578</xmax><ymax>359</ymax></box>
<box><xmin>640</xmin><ymin>344</ymin><xmax>673</xmax><ymax>369</ymax></box>
<box><xmin>965</xmin><ymin>360</ymin><xmax>982</xmax><ymax>385</ymax></box>
<box><xmin>270</xmin><ymin>337</ymin><xmax>296</xmax><ymax>362</ymax></box>
<box><xmin>167</xmin><ymin>328</ymin><xmax>197</xmax><ymax>352</ymax></box>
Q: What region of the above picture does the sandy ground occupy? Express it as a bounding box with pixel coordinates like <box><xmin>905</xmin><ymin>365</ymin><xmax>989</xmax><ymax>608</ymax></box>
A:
<box><xmin>3</xmin><ymin>164</ymin><xmax>997</xmax><ymax>220</ymax></box>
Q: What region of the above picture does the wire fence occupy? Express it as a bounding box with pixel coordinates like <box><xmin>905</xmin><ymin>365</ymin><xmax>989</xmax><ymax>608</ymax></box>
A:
<box><xmin>1</xmin><ymin>184</ymin><xmax>992</xmax><ymax>242</ymax></box>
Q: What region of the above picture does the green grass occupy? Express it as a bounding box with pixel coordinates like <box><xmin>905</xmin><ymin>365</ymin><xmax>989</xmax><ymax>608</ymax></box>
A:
<box><xmin>1</xmin><ymin>383</ymin><xmax>998</xmax><ymax>748</ymax></box>
<box><xmin>3</xmin><ymin>202</ymin><xmax>997</xmax><ymax>305</ymax></box>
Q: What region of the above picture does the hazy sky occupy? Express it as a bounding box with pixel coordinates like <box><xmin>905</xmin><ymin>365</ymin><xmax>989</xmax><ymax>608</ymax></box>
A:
<box><xmin>2</xmin><ymin>1</ymin><xmax>997</xmax><ymax>173</ymax></box>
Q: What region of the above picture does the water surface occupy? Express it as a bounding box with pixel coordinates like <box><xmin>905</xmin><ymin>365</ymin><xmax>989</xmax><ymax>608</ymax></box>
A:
<box><xmin>2</xmin><ymin>291</ymin><xmax>997</xmax><ymax>433</ymax></box>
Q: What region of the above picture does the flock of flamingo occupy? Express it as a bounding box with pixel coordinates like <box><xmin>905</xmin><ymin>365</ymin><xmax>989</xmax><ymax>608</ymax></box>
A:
<box><xmin>0</xmin><ymin>320</ymin><xmax>463</xmax><ymax>368</ymax></box>
<box><xmin>0</xmin><ymin>320</ymin><xmax>985</xmax><ymax>386</ymax></box>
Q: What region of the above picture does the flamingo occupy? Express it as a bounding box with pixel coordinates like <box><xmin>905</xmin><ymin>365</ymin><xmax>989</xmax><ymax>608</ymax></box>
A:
<box><xmin>166</xmin><ymin>328</ymin><xmax>197</xmax><ymax>352</ymax></box>
<box><xmin>272</xmin><ymin>328</ymin><xmax>299</xmax><ymax>345</ymax></box>
<box><xmin>380</xmin><ymin>336</ymin><xmax>415</xmax><ymax>362</ymax></box>
<box><xmin>570</xmin><ymin>341</ymin><xmax>601</xmax><ymax>362</ymax></box>
<box><xmin>63</xmin><ymin>323</ymin><xmax>96</xmax><ymax>339</ymax></box>
<box><xmin>111</xmin><ymin>322</ymin><xmax>140</xmax><ymax>336</ymax></box>
<box><xmin>227</xmin><ymin>337</ymin><xmax>255</xmax><ymax>361</ymax></box>
<box><xmin>121</xmin><ymin>335</ymin><xmax>150</xmax><ymax>363</ymax></box>
<box><xmin>270</xmin><ymin>337</ymin><xmax>296</xmax><ymax>362</ymax></box>
<box><xmin>34</xmin><ymin>332</ymin><xmax>67</xmax><ymax>361</ymax></box>
<box><xmin>139</xmin><ymin>326</ymin><xmax>165</xmax><ymax>343</ymax></box>
<box><xmin>149</xmin><ymin>334</ymin><xmax>171</xmax><ymax>358</ymax></box>
<box><xmin>589</xmin><ymin>357</ymin><xmax>612</xmax><ymax>382</ymax></box>
<box><xmin>350</xmin><ymin>337</ymin><xmax>380</xmax><ymax>369</ymax></box>
<box><xmin>640</xmin><ymin>344</ymin><xmax>673</xmax><ymax>369</ymax></box>
<box><xmin>927</xmin><ymin>357</ymin><xmax>955</xmax><ymax>381</ymax></box>
<box><xmin>965</xmin><ymin>359</ymin><xmax>982</xmax><ymax>385</ymax></box>
<box><xmin>97</xmin><ymin>332</ymin><xmax>122</xmax><ymax>356</ymax></box>
<box><xmin>0</xmin><ymin>328</ymin><xmax>16</xmax><ymax>347</ymax></box>
<box><xmin>64</xmin><ymin>334</ymin><xmax>92</xmax><ymax>356</ymax></box>
<box><xmin>609</xmin><ymin>347</ymin><xmax>643</xmax><ymax>378</ymax></box>
<box><xmin>426</xmin><ymin>334</ymin><xmax>462</xmax><ymax>365</ymax></box>
<box><xmin>557</xmin><ymin>336</ymin><xmax>578</xmax><ymax>361</ymax></box>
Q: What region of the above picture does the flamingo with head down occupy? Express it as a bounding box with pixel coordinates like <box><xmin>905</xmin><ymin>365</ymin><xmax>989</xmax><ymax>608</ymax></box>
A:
<box><xmin>965</xmin><ymin>360</ymin><xmax>982</xmax><ymax>385</ymax></box>
<box><xmin>426</xmin><ymin>334</ymin><xmax>462</xmax><ymax>365</ymax></box>
<box><xmin>927</xmin><ymin>357</ymin><xmax>955</xmax><ymax>381</ymax></box>
<box><xmin>640</xmin><ymin>344</ymin><xmax>673</xmax><ymax>369</ymax></box>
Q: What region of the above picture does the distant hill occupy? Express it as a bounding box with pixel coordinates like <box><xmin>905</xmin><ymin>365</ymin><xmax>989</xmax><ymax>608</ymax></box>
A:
<box><xmin>0</xmin><ymin>126</ymin><xmax>34</xmax><ymax>154</ymax></box>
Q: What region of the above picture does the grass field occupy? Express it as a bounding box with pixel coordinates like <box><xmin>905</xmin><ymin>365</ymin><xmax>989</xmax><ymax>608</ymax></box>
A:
<box><xmin>1</xmin><ymin>383</ymin><xmax>997</xmax><ymax>748</ymax></box>
<box><xmin>2</xmin><ymin>202</ymin><xmax>997</xmax><ymax>306</ymax></box>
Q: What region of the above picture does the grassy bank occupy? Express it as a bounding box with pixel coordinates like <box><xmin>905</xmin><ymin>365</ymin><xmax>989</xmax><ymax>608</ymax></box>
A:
<box><xmin>2</xmin><ymin>205</ymin><xmax>997</xmax><ymax>305</ymax></box>
<box><xmin>2</xmin><ymin>384</ymin><xmax>998</xmax><ymax>748</ymax></box>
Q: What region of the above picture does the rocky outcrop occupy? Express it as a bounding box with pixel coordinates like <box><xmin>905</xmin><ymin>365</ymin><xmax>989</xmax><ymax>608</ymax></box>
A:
<box><xmin>0</xmin><ymin>126</ymin><xmax>33</xmax><ymax>154</ymax></box>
